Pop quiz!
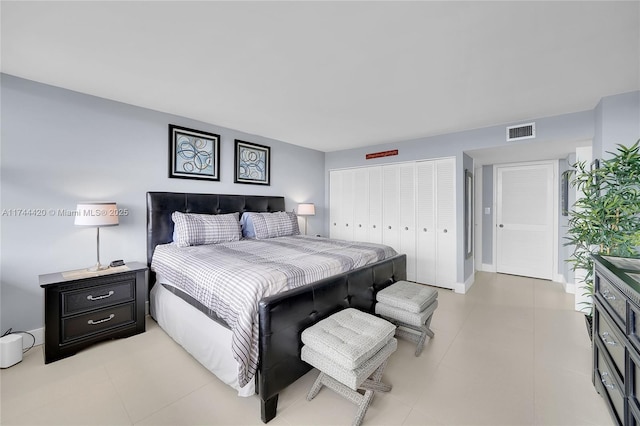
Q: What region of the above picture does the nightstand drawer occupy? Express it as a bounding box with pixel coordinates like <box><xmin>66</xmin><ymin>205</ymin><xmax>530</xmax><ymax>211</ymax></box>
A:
<box><xmin>63</xmin><ymin>277</ymin><xmax>135</xmax><ymax>315</ymax></box>
<box><xmin>62</xmin><ymin>303</ymin><xmax>135</xmax><ymax>343</ymax></box>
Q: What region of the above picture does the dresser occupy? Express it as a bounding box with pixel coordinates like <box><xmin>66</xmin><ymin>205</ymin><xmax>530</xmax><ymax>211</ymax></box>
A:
<box><xmin>39</xmin><ymin>262</ymin><xmax>147</xmax><ymax>363</ymax></box>
<box><xmin>593</xmin><ymin>255</ymin><xmax>640</xmax><ymax>425</ymax></box>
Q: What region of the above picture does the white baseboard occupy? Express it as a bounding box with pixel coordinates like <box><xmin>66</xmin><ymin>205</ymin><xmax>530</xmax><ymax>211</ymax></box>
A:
<box><xmin>481</xmin><ymin>263</ymin><xmax>495</xmax><ymax>273</ymax></box>
<box><xmin>455</xmin><ymin>274</ymin><xmax>475</xmax><ymax>294</ymax></box>
<box><xmin>20</xmin><ymin>327</ymin><xmax>44</xmax><ymax>349</ymax></box>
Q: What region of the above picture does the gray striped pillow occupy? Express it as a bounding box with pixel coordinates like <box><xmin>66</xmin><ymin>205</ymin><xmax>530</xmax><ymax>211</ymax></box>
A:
<box><xmin>242</xmin><ymin>211</ymin><xmax>300</xmax><ymax>239</ymax></box>
<box><xmin>172</xmin><ymin>211</ymin><xmax>241</xmax><ymax>247</ymax></box>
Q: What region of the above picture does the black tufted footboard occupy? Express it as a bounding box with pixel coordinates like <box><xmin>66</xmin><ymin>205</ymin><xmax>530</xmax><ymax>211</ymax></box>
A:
<box><xmin>257</xmin><ymin>253</ymin><xmax>407</xmax><ymax>423</ymax></box>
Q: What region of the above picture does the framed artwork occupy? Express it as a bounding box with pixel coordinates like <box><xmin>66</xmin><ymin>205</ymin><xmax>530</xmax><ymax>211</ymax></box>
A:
<box><xmin>234</xmin><ymin>140</ymin><xmax>271</xmax><ymax>185</ymax></box>
<box><xmin>169</xmin><ymin>124</ymin><xmax>220</xmax><ymax>181</ymax></box>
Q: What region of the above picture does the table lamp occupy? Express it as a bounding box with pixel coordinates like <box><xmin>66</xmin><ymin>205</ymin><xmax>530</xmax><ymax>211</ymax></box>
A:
<box><xmin>75</xmin><ymin>202</ymin><xmax>119</xmax><ymax>271</ymax></box>
<box><xmin>297</xmin><ymin>203</ymin><xmax>315</xmax><ymax>235</ymax></box>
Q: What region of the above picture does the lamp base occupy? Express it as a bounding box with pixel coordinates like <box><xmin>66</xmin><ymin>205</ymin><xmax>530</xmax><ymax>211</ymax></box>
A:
<box><xmin>87</xmin><ymin>263</ymin><xmax>109</xmax><ymax>272</ymax></box>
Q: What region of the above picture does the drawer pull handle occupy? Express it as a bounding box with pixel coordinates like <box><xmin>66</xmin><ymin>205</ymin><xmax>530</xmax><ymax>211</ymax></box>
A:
<box><xmin>87</xmin><ymin>291</ymin><xmax>115</xmax><ymax>301</ymax></box>
<box><xmin>602</xmin><ymin>289</ymin><xmax>616</xmax><ymax>301</ymax></box>
<box><xmin>601</xmin><ymin>331</ymin><xmax>617</xmax><ymax>346</ymax></box>
<box><xmin>87</xmin><ymin>314</ymin><xmax>115</xmax><ymax>325</ymax></box>
<box><xmin>600</xmin><ymin>372</ymin><xmax>615</xmax><ymax>389</ymax></box>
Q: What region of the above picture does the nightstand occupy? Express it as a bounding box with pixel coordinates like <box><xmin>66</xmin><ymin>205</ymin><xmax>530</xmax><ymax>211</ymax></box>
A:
<box><xmin>39</xmin><ymin>261</ymin><xmax>147</xmax><ymax>364</ymax></box>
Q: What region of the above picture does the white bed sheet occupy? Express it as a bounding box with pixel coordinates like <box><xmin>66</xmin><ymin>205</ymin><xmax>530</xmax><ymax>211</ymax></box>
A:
<box><xmin>150</xmin><ymin>277</ymin><xmax>255</xmax><ymax>397</ymax></box>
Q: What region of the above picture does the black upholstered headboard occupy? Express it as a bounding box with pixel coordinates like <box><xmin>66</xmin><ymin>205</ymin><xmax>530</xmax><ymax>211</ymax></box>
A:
<box><xmin>146</xmin><ymin>192</ymin><xmax>286</xmax><ymax>283</ymax></box>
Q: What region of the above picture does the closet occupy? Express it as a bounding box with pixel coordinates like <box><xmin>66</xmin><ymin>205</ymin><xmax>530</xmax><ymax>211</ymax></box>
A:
<box><xmin>329</xmin><ymin>157</ymin><xmax>456</xmax><ymax>289</ymax></box>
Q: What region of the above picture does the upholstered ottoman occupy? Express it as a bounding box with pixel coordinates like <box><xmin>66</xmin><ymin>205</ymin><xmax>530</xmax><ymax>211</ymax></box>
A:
<box><xmin>301</xmin><ymin>308</ymin><xmax>397</xmax><ymax>426</ymax></box>
<box><xmin>375</xmin><ymin>280</ymin><xmax>438</xmax><ymax>356</ymax></box>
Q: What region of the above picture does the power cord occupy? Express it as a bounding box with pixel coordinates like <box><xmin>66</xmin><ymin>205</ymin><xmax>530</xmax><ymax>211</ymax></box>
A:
<box><xmin>2</xmin><ymin>328</ymin><xmax>35</xmax><ymax>354</ymax></box>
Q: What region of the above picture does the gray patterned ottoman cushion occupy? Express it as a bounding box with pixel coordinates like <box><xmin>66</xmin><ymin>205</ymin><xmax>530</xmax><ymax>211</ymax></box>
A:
<box><xmin>376</xmin><ymin>281</ymin><xmax>438</xmax><ymax>313</ymax></box>
<box><xmin>376</xmin><ymin>299</ymin><xmax>439</xmax><ymax>327</ymax></box>
<box><xmin>301</xmin><ymin>337</ymin><xmax>398</xmax><ymax>390</ymax></box>
<box><xmin>301</xmin><ymin>308</ymin><xmax>395</xmax><ymax>370</ymax></box>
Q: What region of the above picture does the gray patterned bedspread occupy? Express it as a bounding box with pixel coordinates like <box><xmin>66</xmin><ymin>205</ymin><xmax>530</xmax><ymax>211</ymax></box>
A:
<box><xmin>151</xmin><ymin>235</ymin><xmax>398</xmax><ymax>387</ymax></box>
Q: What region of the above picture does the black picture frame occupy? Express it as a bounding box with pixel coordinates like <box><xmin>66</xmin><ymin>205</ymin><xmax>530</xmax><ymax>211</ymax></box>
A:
<box><xmin>168</xmin><ymin>124</ymin><xmax>220</xmax><ymax>181</ymax></box>
<box><xmin>234</xmin><ymin>140</ymin><xmax>271</xmax><ymax>185</ymax></box>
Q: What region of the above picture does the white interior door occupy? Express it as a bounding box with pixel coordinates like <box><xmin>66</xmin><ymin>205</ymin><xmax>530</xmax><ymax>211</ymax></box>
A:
<box><xmin>496</xmin><ymin>162</ymin><xmax>555</xmax><ymax>280</ymax></box>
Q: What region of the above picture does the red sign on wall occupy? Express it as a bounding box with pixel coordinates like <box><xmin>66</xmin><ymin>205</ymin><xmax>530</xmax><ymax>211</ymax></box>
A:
<box><xmin>365</xmin><ymin>149</ymin><xmax>398</xmax><ymax>160</ymax></box>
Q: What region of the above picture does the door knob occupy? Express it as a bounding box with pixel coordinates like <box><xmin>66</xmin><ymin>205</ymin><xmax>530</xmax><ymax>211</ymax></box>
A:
<box><xmin>499</xmin><ymin>224</ymin><xmax>504</xmax><ymax>228</ymax></box>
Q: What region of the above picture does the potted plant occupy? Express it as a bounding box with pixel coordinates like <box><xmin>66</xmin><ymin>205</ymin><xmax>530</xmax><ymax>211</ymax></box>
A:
<box><xmin>566</xmin><ymin>140</ymin><xmax>640</xmax><ymax>336</ymax></box>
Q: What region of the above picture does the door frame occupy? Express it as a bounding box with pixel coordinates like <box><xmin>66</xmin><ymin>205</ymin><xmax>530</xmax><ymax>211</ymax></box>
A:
<box><xmin>492</xmin><ymin>160</ymin><xmax>559</xmax><ymax>281</ymax></box>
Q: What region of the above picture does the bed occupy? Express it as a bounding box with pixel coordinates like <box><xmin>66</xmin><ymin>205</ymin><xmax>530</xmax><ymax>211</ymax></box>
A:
<box><xmin>146</xmin><ymin>191</ymin><xmax>407</xmax><ymax>423</ymax></box>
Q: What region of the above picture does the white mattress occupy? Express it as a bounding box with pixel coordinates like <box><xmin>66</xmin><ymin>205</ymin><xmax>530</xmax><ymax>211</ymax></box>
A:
<box><xmin>150</xmin><ymin>278</ymin><xmax>255</xmax><ymax>397</ymax></box>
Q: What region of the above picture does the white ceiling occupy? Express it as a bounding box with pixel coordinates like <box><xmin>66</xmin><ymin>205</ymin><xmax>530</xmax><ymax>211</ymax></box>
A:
<box><xmin>2</xmin><ymin>1</ymin><xmax>639</xmax><ymax>155</ymax></box>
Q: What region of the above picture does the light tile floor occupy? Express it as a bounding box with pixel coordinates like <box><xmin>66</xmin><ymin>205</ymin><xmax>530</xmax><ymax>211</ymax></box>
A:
<box><xmin>1</xmin><ymin>272</ymin><xmax>614</xmax><ymax>425</ymax></box>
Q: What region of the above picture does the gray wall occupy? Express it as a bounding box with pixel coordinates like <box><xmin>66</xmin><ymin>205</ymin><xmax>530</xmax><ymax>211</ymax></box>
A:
<box><xmin>594</xmin><ymin>90</ymin><xmax>640</xmax><ymax>159</ymax></box>
<box><xmin>0</xmin><ymin>74</ymin><xmax>325</xmax><ymax>332</ymax></box>
<box><xmin>481</xmin><ymin>165</ymin><xmax>494</xmax><ymax>266</ymax></box>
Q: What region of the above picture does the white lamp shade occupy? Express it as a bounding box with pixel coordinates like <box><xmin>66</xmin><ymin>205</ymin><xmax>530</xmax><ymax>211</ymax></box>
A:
<box><xmin>297</xmin><ymin>203</ymin><xmax>315</xmax><ymax>216</ymax></box>
<box><xmin>74</xmin><ymin>202</ymin><xmax>119</xmax><ymax>227</ymax></box>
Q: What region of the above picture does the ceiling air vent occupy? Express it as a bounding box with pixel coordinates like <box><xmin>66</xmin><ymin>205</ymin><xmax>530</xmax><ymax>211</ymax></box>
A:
<box><xmin>506</xmin><ymin>122</ymin><xmax>536</xmax><ymax>141</ymax></box>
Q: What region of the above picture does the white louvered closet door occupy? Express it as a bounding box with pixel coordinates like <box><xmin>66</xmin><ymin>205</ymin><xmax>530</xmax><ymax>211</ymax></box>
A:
<box><xmin>368</xmin><ymin>167</ymin><xmax>383</xmax><ymax>244</ymax></box>
<box><xmin>340</xmin><ymin>169</ymin><xmax>355</xmax><ymax>241</ymax></box>
<box><xmin>329</xmin><ymin>169</ymin><xmax>354</xmax><ymax>241</ymax></box>
<box><xmin>329</xmin><ymin>170</ymin><xmax>342</xmax><ymax>239</ymax></box>
<box><xmin>382</xmin><ymin>165</ymin><xmax>401</xmax><ymax>252</ymax></box>
<box><xmin>435</xmin><ymin>158</ymin><xmax>456</xmax><ymax>287</ymax></box>
<box><xmin>416</xmin><ymin>160</ymin><xmax>436</xmax><ymax>285</ymax></box>
<box><xmin>353</xmin><ymin>168</ymin><xmax>370</xmax><ymax>242</ymax></box>
<box><xmin>399</xmin><ymin>163</ymin><xmax>417</xmax><ymax>281</ymax></box>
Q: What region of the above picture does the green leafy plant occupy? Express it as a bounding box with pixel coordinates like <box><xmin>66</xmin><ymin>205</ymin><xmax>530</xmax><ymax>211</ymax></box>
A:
<box><xmin>566</xmin><ymin>141</ymin><xmax>640</xmax><ymax>315</ymax></box>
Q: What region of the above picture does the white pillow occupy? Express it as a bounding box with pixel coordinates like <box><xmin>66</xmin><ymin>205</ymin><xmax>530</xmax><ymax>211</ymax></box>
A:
<box><xmin>172</xmin><ymin>211</ymin><xmax>241</xmax><ymax>247</ymax></box>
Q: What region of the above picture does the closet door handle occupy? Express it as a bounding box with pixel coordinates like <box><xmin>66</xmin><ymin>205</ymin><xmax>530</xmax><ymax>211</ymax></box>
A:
<box><xmin>423</xmin><ymin>228</ymin><xmax>427</xmax><ymax>232</ymax></box>
<box><xmin>443</xmin><ymin>229</ymin><xmax>448</xmax><ymax>233</ymax></box>
<box><xmin>388</xmin><ymin>226</ymin><xmax>392</xmax><ymax>230</ymax></box>
<box><xmin>405</xmin><ymin>227</ymin><xmax>409</xmax><ymax>231</ymax></box>
<box><xmin>499</xmin><ymin>224</ymin><xmax>504</xmax><ymax>228</ymax></box>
